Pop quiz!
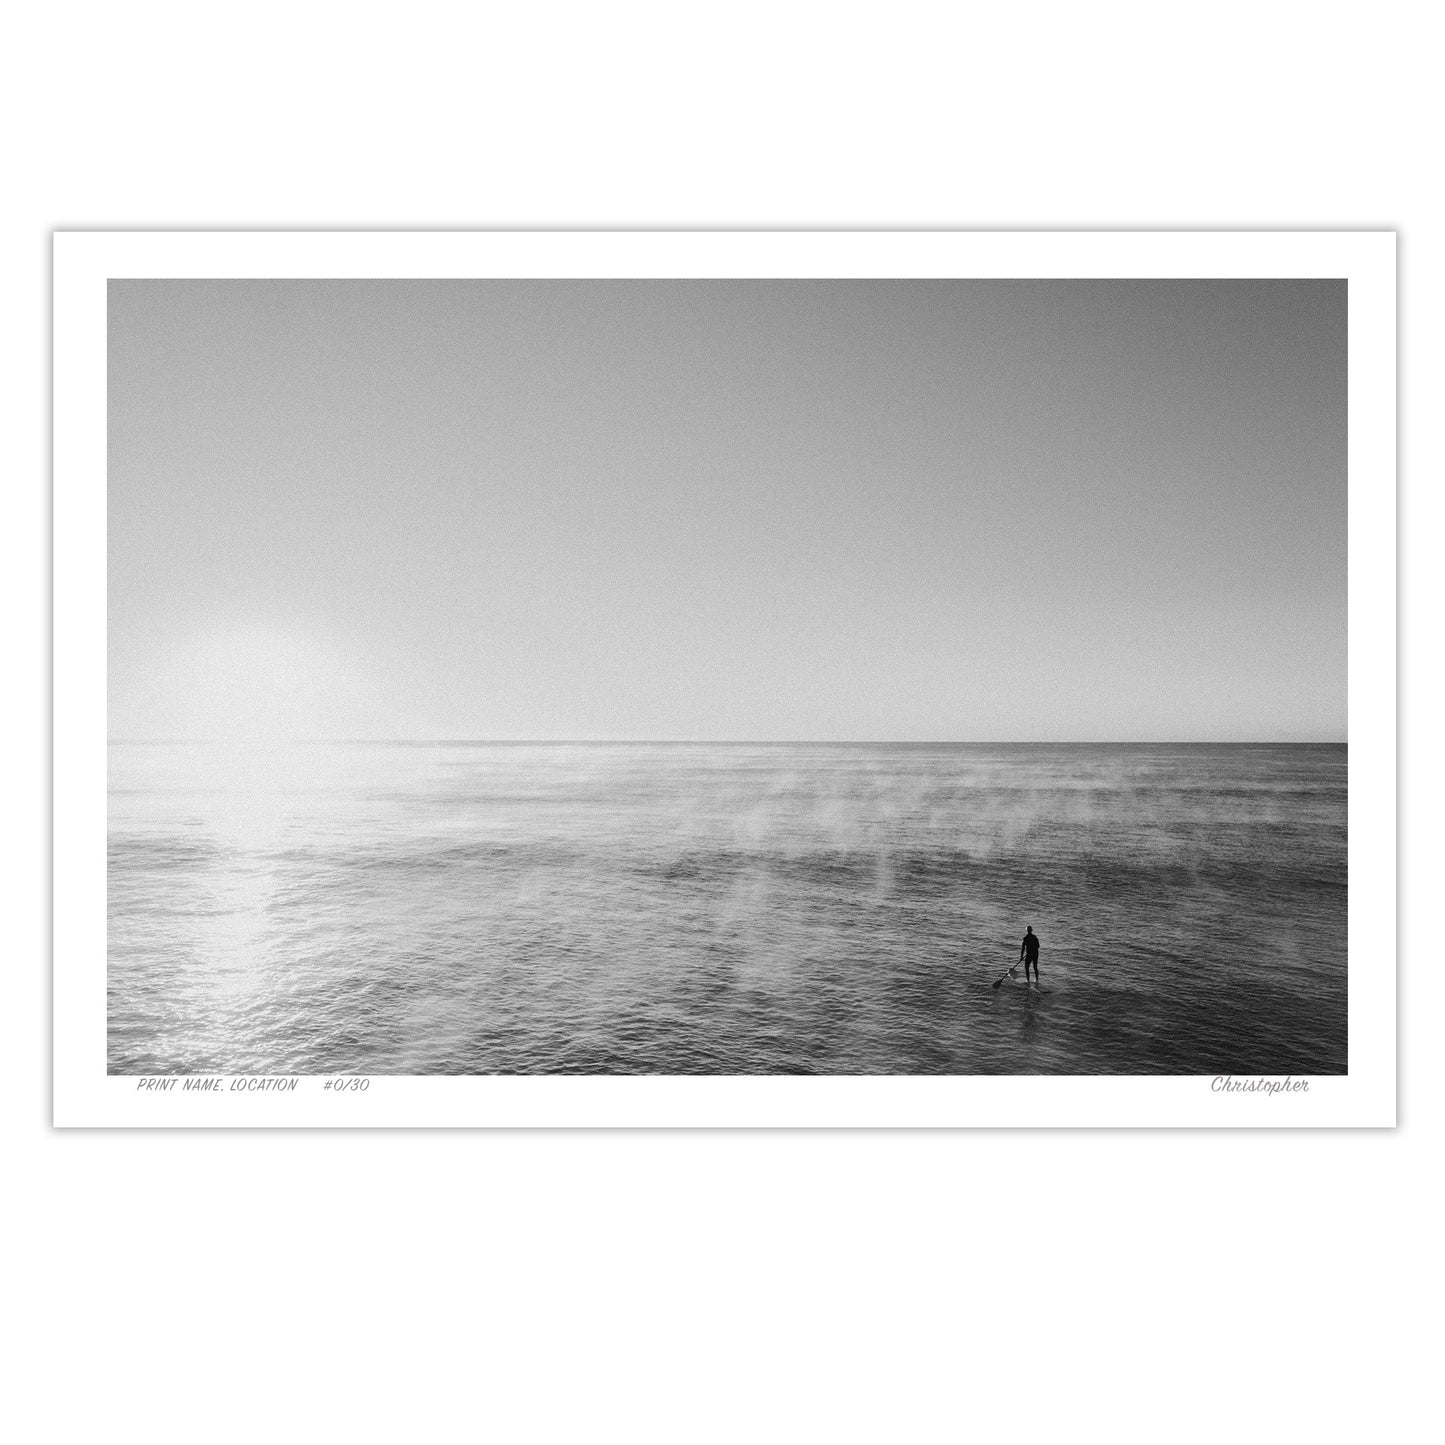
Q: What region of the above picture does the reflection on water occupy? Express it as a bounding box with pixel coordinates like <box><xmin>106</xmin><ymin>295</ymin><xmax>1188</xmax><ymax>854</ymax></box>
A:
<box><xmin>108</xmin><ymin>742</ymin><xmax>1347</xmax><ymax>1075</ymax></box>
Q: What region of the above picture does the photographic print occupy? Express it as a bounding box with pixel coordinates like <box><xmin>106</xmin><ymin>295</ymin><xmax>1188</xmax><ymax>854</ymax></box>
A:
<box><xmin>53</xmin><ymin>232</ymin><xmax>1395</xmax><ymax>1125</ymax></box>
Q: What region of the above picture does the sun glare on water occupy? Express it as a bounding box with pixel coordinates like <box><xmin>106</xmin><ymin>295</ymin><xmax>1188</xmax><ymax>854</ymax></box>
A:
<box><xmin>160</xmin><ymin>623</ymin><xmax>368</xmax><ymax>847</ymax></box>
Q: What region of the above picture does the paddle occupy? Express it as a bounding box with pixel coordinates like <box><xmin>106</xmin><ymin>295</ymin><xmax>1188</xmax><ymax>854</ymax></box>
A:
<box><xmin>991</xmin><ymin>958</ymin><xmax>1022</xmax><ymax>989</ymax></box>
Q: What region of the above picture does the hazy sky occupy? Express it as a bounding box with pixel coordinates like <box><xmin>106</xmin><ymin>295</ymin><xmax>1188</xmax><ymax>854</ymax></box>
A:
<box><xmin>109</xmin><ymin>278</ymin><xmax>1345</xmax><ymax>741</ymax></box>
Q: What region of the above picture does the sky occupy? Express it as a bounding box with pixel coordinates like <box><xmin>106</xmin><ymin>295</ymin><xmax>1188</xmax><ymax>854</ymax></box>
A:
<box><xmin>108</xmin><ymin>278</ymin><xmax>1346</xmax><ymax>741</ymax></box>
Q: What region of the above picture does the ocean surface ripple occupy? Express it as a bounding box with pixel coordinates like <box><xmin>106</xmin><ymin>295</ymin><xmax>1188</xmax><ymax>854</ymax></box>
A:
<box><xmin>108</xmin><ymin>742</ymin><xmax>1347</xmax><ymax>1075</ymax></box>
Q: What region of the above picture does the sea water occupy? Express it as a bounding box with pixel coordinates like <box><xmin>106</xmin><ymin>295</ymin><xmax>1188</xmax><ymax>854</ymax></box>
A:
<box><xmin>107</xmin><ymin>742</ymin><xmax>1347</xmax><ymax>1075</ymax></box>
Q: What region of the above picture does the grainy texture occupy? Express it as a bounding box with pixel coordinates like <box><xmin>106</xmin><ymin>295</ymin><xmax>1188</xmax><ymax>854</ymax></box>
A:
<box><xmin>108</xmin><ymin>742</ymin><xmax>1346</xmax><ymax>1076</ymax></box>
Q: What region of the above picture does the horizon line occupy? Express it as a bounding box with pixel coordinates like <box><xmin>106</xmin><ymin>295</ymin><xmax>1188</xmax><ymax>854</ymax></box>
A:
<box><xmin>108</xmin><ymin>736</ymin><xmax>1349</xmax><ymax>747</ymax></box>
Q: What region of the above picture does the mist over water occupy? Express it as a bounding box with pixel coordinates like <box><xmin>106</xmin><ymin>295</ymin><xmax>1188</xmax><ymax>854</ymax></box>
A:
<box><xmin>108</xmin><ymin>743</ymin><xmax>1346</xmax><ymax>1075</ymax></box>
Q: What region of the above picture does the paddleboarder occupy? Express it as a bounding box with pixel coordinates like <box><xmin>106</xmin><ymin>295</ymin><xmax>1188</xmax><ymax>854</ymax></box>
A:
<box><xmin>1019</xmin><ymin>926</ymin><xmax>1041</xmax><ymax>985</ymax></box>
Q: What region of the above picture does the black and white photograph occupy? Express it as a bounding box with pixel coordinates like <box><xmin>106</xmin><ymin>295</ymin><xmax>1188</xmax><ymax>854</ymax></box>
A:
<box><xmin>17</xmin><ymin>10</ymin><xmax>1432</xmax><ymax>1442</ymax></box>
<box><xmin>45</xmin><ymin>227</ymin><xmax>1392</xmax><ymax>1135</ymax></box>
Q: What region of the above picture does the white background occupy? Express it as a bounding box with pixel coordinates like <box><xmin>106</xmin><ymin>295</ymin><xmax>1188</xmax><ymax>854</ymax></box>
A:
<box><xmin>6</xmin><ymin>3</ymin><xmax>1439</xmax><ymax>1442</ymax></box>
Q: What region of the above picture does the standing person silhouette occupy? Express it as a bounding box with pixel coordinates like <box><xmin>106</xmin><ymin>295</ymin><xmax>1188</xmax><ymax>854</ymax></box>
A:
<box><xmin>1019</xmin><ymin>926</ymin><xmax>1041</xmax><ymax>985</ymax></box>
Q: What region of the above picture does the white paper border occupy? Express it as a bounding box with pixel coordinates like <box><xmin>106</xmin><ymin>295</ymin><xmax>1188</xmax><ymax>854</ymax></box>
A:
<box><xmin>54</xmin><ymin>230</ymin><xmax>1395</xmax><ymax>1127</ymax></box>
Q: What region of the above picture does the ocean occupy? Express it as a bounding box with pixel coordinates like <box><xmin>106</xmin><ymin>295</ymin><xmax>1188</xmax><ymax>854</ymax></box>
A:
<box><xmin>107</xmin><ymin>742</ymin><xmax>1347</xmax><ymax>1076</ymax></box>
